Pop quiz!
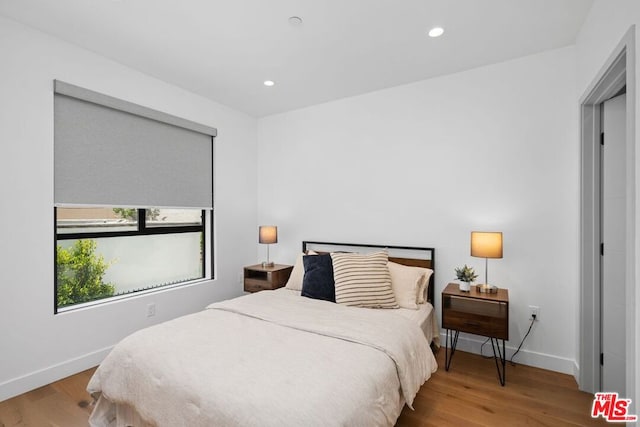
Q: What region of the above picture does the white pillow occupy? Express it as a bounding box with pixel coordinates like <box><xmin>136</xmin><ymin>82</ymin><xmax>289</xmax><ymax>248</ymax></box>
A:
<box><xmin>387</xmin><ymin>261</ymin><xmax>423</xmax><ymax>310</ymax></box>
<box><xmin>284</xmin><ymin>250</ymin><xmax>317</xmax><ymax>291</ymax></box>
<box><xmin>331</xmin><ymin>251</ymin><xmax>398</xmax><ymax>309</ymax></box>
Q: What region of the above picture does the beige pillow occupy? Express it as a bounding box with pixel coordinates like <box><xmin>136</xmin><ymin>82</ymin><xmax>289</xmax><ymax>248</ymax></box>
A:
<box><xmin>331</xmin><ymin>251</ymin><xmax>398</xmax><ymax>309</ymax></box>
<box><xmin>417</xmin><ymin>267</ymin><xmax>434</xmax><ymax>304</ymax></box>
<box><xmin>387</xmin><ymin>261</ymin><xmax>423</xmax><ymax>309</ymax></box>
<box><xmin>285</xmin><ymin>251</ymin><xmax>317</xmax><ymax>291</ymax></box>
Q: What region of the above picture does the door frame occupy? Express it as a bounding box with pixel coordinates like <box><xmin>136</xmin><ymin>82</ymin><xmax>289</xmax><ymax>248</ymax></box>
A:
<box><xmin>579</xmin><ymin>25</ymin><xmax>636</xmax><ymax>403</ymax></box>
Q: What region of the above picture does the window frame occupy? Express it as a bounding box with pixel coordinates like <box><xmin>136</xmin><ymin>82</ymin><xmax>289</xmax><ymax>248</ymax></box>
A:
<box><xmin>54</xmin><ymin>207</ymin><xmax>208</xmax><ymax>314</ymax></box>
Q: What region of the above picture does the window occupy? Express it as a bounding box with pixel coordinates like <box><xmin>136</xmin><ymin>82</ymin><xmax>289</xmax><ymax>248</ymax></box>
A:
<box><xmin>55</xmin><ymin>207</ymin><xmax>206</xmax><ymax>310</ymax></box>
<box><xmin>53</xmin><ymin>81</ymin><xmax>217</xmax><ymax>312</ymax></box>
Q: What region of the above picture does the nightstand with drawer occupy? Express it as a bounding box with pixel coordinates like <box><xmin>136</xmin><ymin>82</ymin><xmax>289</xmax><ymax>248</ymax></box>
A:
<box><xmin>243</xmin><ymin>264</ymin><xmax>293</xmax><ymax>293</ymax></box>
<box><xmin>442</xmin><ymin>282</ymin><xmax>509</xmax><ymax>385</ymax></box>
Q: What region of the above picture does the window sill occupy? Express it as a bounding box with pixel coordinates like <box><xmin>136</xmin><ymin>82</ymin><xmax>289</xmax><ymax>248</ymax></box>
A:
<box><xmin>56</xmin><ymin>277</ymin><xmax>213</xmax><ymax>314</ymax></box>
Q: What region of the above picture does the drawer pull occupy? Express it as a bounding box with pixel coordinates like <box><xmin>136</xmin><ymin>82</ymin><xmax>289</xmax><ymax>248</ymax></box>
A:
<box><xmin>464</xmin><ymin>321</ymin><xmax>480</xmax><ymax>327</ymax></box>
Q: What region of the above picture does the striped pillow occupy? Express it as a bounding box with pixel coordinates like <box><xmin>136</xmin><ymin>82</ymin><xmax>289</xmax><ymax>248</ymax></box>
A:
<box><xmin>331</xmin><ymin>251</ymin><xmax>399</xmax><ymax>308</ymax></box>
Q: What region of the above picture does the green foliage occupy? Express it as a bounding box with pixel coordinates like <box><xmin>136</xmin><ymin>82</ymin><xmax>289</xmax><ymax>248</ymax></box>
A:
<box><xmin>455</xmin><ymin>264</ymin><xmax>478</xmax><ymax>283</ymax></box>
<box><xmin>112</xmin><ymin>208</ymin><xmax>160</xmax><ymax>221</ymax></box>
<box><xmin>112</xmin><ymin>208</ymin><xmax>136</xmax><ymax>220</ymax></box>
<box><xmin>56</xmin><ymin>239</ymin><xmax>115</xmax><ymax>307</ymax></box>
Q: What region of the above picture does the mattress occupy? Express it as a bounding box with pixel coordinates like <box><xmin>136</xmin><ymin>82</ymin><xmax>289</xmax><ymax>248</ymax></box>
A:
<box><xmin>394</xmin><ymin>303</ymin><xmax>440</xmax><ymax>347</ymax></box>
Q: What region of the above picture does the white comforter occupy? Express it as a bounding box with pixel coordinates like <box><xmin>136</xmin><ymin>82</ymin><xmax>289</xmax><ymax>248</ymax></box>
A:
<box><xmin>87</xmin><ymin>290</ymin><xmax>437</xmax><ymax>427</ymax></box>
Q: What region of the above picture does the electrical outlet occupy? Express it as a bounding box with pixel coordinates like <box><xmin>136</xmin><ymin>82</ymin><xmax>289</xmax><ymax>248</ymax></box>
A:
<box><xmin>147</xmin><ymin>303</ymin><xmax>156</xmax><ymax>317</ymax></box>
<box><xmin>529</xmin><ymin>305</ymin><xmax>539</xmax><ymax>320</ymax></box>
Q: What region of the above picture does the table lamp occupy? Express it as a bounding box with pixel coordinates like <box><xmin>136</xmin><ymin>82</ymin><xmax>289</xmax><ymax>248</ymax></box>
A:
<box><xmin>470</xmin><ymin>231</ymin><xmax>503</xmax><ymax>293</ymax></box>
<box><xmin>259</xmin><ymin>225</ymin><xmax>277</xmax><ymax>268</ymax></box>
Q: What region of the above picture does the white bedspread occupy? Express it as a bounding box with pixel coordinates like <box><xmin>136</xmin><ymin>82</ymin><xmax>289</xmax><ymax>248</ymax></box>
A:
<box><xmin>87</xmin><ymin>290</ymin><xmax>437</xmax><ymax>427</ymax></box>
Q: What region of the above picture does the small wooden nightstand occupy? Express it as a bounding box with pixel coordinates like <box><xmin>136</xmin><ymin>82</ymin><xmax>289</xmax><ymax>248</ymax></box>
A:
<box><xmin>243</xmin><ymin>264</ymin><xmax>293</xmax><ymax>293</ymax></box>
<box><xmin>442</xmin><ymin>282</ymin><xmax>509</xmax><ymax>385</ymax></box>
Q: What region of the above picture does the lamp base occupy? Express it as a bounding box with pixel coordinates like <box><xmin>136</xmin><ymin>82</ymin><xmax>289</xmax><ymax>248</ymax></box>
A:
<box><xmin>476</xmin><ymin>284</ymin><xmax>498</xmax><ymax>294</ymax></box>
<box><xmin>261</xmin><ymin>261</ymin><xmax>274</xmax><ymax>268</ymax></box>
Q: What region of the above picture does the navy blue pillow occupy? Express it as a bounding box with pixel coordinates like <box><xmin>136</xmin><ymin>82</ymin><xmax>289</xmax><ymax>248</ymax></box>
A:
<box><xmin>301</xmin><ymin>254</ymin><xmax>335</xmax><ymax>303</ymax></box>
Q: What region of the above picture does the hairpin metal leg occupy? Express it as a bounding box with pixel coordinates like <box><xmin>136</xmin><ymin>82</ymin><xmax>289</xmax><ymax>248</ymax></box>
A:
<box><xmin>445</xmin><ymin>329</ymin><xmax>460</xmax><ymax>371</ymax></box>
<box><xmin>490</xmin><ymin>337</ymin><xmax>506</xmax><ymax>386</ymax></box>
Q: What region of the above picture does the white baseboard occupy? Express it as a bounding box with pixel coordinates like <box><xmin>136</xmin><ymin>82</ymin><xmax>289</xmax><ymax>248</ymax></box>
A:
<box><xmin>440</xmin><ymin>332</ymin><xmax>577</xmax><ymax>376</ymax></box>
<box><xmin>0</xmin><ymin>346</ymin><xmax>113</xmax><ymax>402</ymax></box>
<box><xmin>573</xmin><ymin>360</ymin><xmax>580</xmax><ymax>384</ymax></box>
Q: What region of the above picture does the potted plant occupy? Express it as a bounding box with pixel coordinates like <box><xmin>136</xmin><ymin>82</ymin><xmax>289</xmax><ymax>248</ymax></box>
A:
<box><xmin>454</xmin><ymin>264</ymin><xmax>477</xmax><ymax>292</ymax></box>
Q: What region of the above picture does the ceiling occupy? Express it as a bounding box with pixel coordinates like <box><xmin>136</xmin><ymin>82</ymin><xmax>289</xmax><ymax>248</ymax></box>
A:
<box><xmin>0</xmin><ymin>0</ymin><xmax>593</xmax><ymax>117</ymax></box>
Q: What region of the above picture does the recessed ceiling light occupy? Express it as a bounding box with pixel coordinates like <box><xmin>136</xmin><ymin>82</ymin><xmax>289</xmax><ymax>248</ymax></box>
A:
<box><xmin>288</xmin><ymin>16</ymin><xmax>303</xmax><ymax>26</ymax></box>
<box><xmin>428</xmin><ymin>27</ymin><xmax>444</xmax><ymax>38</ymax></box>
<box><xmin>264</xmin><ymin>80</ymin><xmax>275</xmax><ymax>87</ymax></box>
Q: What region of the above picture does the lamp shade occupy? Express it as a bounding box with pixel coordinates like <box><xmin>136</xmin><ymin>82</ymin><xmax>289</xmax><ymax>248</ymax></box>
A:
<box><xmin>470</xmin><ymin>231</ymin><xmax>503</xmax><ymax>259</ymax></box>
<box><xmin>259</xmin><ymin>226</ymin><xmax>278</xmax><ymax>244</ymax></box>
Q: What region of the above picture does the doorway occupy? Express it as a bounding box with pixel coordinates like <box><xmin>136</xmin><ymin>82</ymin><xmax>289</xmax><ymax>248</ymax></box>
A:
<box><xmin>579</xmin><ymin>26</ymin><xmax>635</xmax><ymax>406</ymax></box>
<box><xmin>600</xmin><ymin>92</ymin><xmax>626</xmax><ymax>393</ymax></box>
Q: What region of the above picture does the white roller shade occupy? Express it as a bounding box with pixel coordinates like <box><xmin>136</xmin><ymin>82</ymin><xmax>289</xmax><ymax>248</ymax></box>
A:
<box><xmin>54</xmin><ymin>81</ymin><xmax>215</xmax><ymax>209</ymax></box>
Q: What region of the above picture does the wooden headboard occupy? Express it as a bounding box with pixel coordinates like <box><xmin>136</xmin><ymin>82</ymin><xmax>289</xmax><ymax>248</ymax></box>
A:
<box><xmin>302</xmin><ymin>241</ymin><xmax>435</xmax><ymax>305</ymax></box>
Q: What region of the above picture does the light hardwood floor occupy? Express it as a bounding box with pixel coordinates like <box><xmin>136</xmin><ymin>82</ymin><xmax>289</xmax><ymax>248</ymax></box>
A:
<box><xmin>0</xmin><ymin>349</ymin><xmax>607</xmax><ymax>427</ymax></box>
<box><xmin>396</xmin><ymin>349</ymin><xmax>607</xmax><ymax>427</ymax></box>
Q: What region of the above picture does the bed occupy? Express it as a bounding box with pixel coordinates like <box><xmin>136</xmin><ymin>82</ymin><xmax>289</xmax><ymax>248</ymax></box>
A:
<box><xmin>87</xmin><ymin>242</ymin><xmax>439</xmax><ymax>427</ymax></box>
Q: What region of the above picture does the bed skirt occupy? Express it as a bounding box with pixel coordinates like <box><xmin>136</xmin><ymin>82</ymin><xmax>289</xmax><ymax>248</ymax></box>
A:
<box><xmin>90</xmin><ymin>394</ymin><xmax>155</xmax><ymax>427</ymax></box>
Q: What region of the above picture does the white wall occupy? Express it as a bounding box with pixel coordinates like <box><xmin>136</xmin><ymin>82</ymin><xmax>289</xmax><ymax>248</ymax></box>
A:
<box><xmin>575</xmin><ymin>0</ymin><xmax>640</xmax><ymax>407</ymax></box>
<box><xmin>0</xmin><ymin>17</ymin><xmax>257</xmax><ymax>401</ymax></box>
<box><xmin>257</xmin><ymin>46</ymin><xmax>579</xmax><ymax>374</ymax></box>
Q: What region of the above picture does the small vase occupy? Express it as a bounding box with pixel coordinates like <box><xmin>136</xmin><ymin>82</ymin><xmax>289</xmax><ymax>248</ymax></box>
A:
<box><xmin>459</xmin><ymin>281</ymin><xmax>471</xmax><ymax>292</ymax></box>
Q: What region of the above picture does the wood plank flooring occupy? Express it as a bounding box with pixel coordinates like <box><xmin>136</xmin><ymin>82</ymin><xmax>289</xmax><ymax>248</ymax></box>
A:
<box><xmin>0</xmin><ymin>367</ymin><xmax>95</xmax><ymax>426</ymax></box>
<box><xmin>0</xmin><ymin>349</ymin><xmax>606</xmax><ymax>426</ymax></box>
<box><xmin>397</xmin><ymin>349</ymin><xmax>607</xmax><ymax>427</ymax></box>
